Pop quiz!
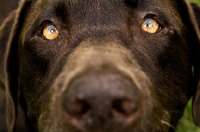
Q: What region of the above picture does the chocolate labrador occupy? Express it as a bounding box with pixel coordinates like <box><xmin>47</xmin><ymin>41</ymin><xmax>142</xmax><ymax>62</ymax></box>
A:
<box><xmin>0</xmin><ymin>0</ymin><xmax>200</xmax><ymax>132</ymax></box>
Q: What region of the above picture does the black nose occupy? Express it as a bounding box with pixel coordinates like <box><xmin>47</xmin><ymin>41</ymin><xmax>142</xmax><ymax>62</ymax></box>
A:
<box><xmin>61</xmin><ymin>71</ymin><xmax>142</xmax><ymax>131</ymax></box>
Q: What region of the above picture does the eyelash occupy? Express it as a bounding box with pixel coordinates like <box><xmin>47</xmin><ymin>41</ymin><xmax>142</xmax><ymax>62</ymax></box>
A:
<box><xmin>145</xmin><ymin>14</ymin><xmax>160</xmax><ymax>24</ymax></box>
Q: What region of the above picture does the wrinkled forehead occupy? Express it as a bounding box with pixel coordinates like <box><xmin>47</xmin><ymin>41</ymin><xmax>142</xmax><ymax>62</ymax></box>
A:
<box><xmin>28</xmin><ymin>0</ymin><xmax>181</xmax><ymax>21</ymax></box>
<box><xmin>33</xmin><ymin>0</ymin><xmax>178</xmax><ymax>9</ymax></box>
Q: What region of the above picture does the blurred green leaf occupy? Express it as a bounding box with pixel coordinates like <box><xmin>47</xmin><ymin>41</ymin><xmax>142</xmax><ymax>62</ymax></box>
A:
<box><xmin>176</xmin><ymin>99</ymin><xmax>200</xmax><ymax>132</ymax></box>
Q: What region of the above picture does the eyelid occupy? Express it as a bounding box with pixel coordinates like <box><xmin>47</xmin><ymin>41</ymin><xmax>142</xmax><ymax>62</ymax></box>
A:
<box><xmin>144</xmin><ymin>14</ymin><xmax>158</xmax><ymax>23</ymax></box>
<box><xmin>38</xmin><ymin>20</ymin><xmax>54</xmax><ymax>33</ymax></box>
<box><xmin>144</xmin><ymin>14</ymin><xmax>165</xmax><ymax>28</ymax></box>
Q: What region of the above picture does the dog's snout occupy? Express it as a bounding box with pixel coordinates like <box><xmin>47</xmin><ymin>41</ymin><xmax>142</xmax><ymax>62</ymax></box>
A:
<box><xmin>61</xmin><ymin>72</ymin><xmax>142</xmax><ymax>131</ymax></box>
<box><xmin>44</xmin><ymin>41</ymin><xmax>157</xmax><ymax>131</ymax></box>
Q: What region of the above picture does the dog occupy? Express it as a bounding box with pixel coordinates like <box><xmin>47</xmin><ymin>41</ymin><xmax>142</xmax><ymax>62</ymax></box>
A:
<box><xmin>0</xmin><ymin>0</ymin><xmax>200</xmax><ymax>132</ymax></box>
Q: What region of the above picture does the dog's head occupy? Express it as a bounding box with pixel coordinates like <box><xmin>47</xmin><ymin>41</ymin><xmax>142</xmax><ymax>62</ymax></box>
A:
<box><xmin>1</xmin><ymin>0</ymin><xmax>200</xmax><ymax>131</ymax></box>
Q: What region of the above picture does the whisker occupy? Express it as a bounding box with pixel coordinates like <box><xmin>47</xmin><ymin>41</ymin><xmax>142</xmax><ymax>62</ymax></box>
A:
<box><xmin>161</xmin><ymin>120</ymin><xmax>178</xmax><ymax>132</ymax></box>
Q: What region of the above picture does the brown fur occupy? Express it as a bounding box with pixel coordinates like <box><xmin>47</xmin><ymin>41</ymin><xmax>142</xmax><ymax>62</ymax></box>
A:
<box><xmin>0</xmin><ymin>0</ymin><xmax>200</xmax><ymax>132</ymax></box>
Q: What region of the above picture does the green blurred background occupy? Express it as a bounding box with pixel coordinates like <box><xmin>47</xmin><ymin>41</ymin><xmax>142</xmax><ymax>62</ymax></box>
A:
<box><xmin>188</xmin><ymin>0</ymin><xmax>200</xmax><ymax>4</ymax></box>
<box><xmin>173</xmin><ymin>0</ymin><xmax>200</xmax><ymax>132</ymax></box>
<box><xmin>178</xmin><ymin>2</ymin><xmax>200</xmax><ymax>132</ymax></box>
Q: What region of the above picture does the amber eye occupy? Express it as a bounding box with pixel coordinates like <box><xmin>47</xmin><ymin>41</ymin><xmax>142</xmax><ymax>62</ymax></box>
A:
<box><xmin>141</xmin><ymin>18</ymin><xmax>160</xmax><ymax>34</ymax></box>
<box><xmin>43</xmin><ymin>25</ymin><xmax>59</xmax><ymax>40</ymax></box>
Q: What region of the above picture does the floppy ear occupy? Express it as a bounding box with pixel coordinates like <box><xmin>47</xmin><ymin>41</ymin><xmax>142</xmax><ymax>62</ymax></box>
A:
<box><xmin>190</xmin><ymin>3</ymin><xmax>200</xmax><ymax>30</ymax></box>
<box><xmin>185</xmin><ymin>2</ymin><xmax>200</xmax><ymax>126</ymax></box>
<box><xmin>191</xmin><ymin>3</ymin><xmax>200</xmax><ymax>126</ymax></box>
<box><xmin>0</xmin><ymin>10</ymin><xmax>19</xmax><ymax>132</ymax></box>
<box><xmin>175</xmin><ymin>0</ymin><xmax>200</xmax><ymax>126</ymax></box>
<box><xmin>0</xmin><ymin>0</ymin><xmax>32</xmax><ymax>131</ymax></box>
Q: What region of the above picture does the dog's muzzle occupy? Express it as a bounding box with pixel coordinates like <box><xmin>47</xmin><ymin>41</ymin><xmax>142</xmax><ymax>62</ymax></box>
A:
<box><xmin>38</xmin><ymin>39</ymin><xmax>169</xmax><ymax>132</ymax></box>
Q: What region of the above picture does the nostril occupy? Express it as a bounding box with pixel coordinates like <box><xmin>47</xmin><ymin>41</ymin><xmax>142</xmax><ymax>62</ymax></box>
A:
<box><xmin>112</xmin><ymin>99</ymin><xmax>137</xmax><ymax>116</ymax></box>
<box><xmin>64</xmin><ymin>100</ymin><xmax>91</xmax><ymax>117</ymax></box>
<box><xmin>77</xmin><ymin>101</ymin><xmax>90</xmax><ymax>116</ymax></box>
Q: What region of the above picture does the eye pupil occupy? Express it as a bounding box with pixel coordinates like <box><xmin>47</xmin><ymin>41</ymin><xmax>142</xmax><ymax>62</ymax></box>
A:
<box><xmin>48</xmin><ymin>25</ymin><xmax>56</xmax><ymax>33</ymax></box>
<box><xmin>144</xmin><ymin>19</ymin><xmax>154</xmax><ymax>28</ymax></box>
<box><xmin>43</xmin><ymin>24</ymin><xmax>59</xmax><ymax>40</ymax></box>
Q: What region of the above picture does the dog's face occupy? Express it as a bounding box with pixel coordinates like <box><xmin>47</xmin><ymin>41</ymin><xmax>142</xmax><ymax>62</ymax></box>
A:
<box><xmin>2</xmin><ymin>0</ymin><xmax>200</xmax><ymax>132</ymax></box>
